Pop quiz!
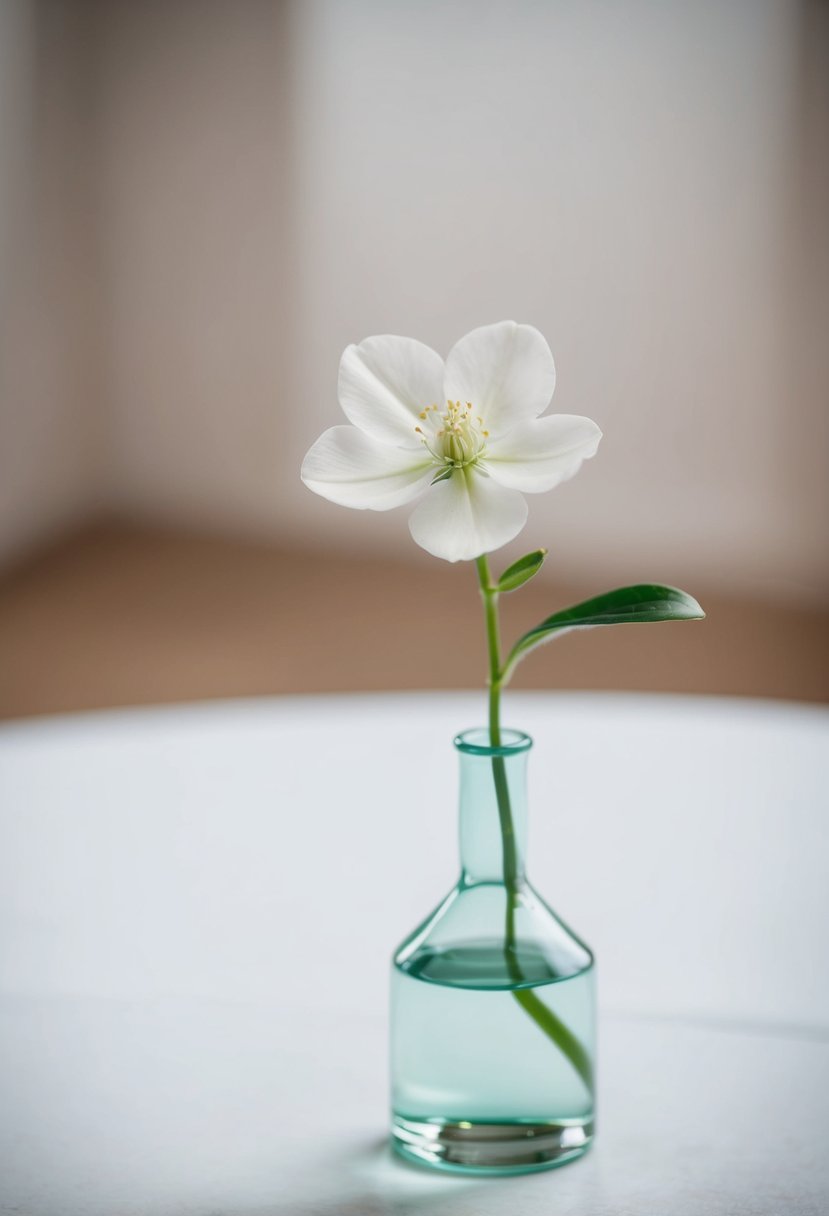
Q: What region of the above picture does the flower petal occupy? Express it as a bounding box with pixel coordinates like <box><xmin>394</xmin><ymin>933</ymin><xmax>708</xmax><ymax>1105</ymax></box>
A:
<box><xmin>338</xmin><ymin>335</ymin><xmax>445</xmax><ymax>447</ymax></box>
<box><xmin>301</xmin><ymin>426</ymin><xmax>434</xmax><ymax>510</ymax></box>
<box><xmin>407</xmin><ymin>466</ymin><xmax>528</xmax><ymax>562</ymax></box>
<box><xmin>443</xmin><ymin>321</ymin><xmax>556</xmax><ymax>437</ymax></box>
<box><xmin>483</xmin><ymin>415</ymin><xmax>602</xmax><ymax>493</ymax></box>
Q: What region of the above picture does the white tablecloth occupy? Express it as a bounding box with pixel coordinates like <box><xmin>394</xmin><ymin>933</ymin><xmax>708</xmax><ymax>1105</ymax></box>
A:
<box><xmin>1</xmin><ymin>692</ymin><xmax>827</xmax><ymax>1215</ymax></box>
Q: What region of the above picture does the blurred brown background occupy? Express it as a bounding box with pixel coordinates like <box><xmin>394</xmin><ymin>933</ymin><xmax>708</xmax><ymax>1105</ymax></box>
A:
<box><xmin>1</xmin><ymin>0</ymin><xmax>828</xmax><ymax>720</ymax></box>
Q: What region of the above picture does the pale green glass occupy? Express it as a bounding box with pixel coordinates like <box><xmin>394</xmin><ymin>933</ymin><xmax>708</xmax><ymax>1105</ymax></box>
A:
<box><xmin>390</xmin><ymin>728</ymin><xmax>596</xmax><ymax>1174</ymax></box>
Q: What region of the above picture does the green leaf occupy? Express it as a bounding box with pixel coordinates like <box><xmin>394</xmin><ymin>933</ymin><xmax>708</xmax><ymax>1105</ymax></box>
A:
<box><xmin>430</xmin><ymin>466</ymin><xmax>453</xmax><ymax>486</ymax></box>
<box><xmin>504</xmin><ymin>584</ymin><xmax>705</xmax><ymax>675</ymax></box>
<box><xmin>497</xmin><ymin>549</ymin><xmax>547</xmax><ymax>593</ymax></box>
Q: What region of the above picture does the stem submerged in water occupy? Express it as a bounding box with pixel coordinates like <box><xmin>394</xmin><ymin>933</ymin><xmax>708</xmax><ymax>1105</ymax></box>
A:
<box><xmin>474</xmin><ymin>554</ymin><xmax>593</xmax><ymax>1092</ymax></box>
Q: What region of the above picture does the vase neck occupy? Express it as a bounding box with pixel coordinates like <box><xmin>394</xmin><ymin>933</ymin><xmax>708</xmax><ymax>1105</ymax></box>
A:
<box><xmin>455</xmin><ymin>729</ymin><xmax>531</xmax><ymax>887</ymax></box>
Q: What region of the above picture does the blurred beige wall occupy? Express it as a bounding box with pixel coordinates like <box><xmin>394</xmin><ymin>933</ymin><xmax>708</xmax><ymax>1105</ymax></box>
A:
<box><xmin>0</xmin><ymin>0</ymin><xmax>102</xmax><ymax>566</ymax></box>
<box><xmin>1</xmin><ymin>0</ymin><xmax>827</xmax><ymax>603</ymax></box>
<box><xmin>287</xmin><ymin>0</ymin><xmax>828</xmax><ymax>603</ymax></box>
<box><xmin>95</xmin><ymin>0</ymin><xmax>298</xmax><ymax>538</ymax></box>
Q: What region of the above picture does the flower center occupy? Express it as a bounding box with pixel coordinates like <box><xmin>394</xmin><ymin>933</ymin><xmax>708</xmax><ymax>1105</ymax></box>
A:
<box><xmin>414</xmin><ymin>401</ymin><xmax>489</xmax><ymax>469</ymax></box>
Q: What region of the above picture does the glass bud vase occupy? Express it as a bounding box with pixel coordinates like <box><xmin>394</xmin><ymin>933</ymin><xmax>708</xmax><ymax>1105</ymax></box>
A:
<box><xmin>390</xmin><ymin>728</ymin><xmax>595</xmax><ymax>1174</ymax></box>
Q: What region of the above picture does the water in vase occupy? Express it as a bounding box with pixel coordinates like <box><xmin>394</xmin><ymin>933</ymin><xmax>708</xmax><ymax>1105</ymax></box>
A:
<box><xmin>393</xmin><ymin>940</ymin><xmax>593</xmax><ymax>1120</ymax></box>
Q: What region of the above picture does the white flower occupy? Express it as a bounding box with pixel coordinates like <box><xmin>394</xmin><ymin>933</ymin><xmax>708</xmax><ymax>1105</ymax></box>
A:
<box><xmin>301</xmin><ymin>320</ymin><xmax>601</xmax><ymax>562</ymax></box>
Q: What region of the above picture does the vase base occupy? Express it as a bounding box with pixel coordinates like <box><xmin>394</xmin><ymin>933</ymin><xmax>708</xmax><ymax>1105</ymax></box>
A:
<box><xmin>390</xmin><ymin>1113</ymin><xmax>594</xmax><ymax>1175</ymax></box>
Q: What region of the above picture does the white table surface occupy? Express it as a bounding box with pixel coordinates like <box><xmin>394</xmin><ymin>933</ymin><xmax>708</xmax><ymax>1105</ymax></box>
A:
<box><xmin>1</xmin><ymin>691</ymin><xmax>828</xmax><ymax>1216</ymax></box>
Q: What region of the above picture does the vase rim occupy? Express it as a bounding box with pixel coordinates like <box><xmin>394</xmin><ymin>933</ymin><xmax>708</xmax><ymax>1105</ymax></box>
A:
<box><xmin>453</xmin><ymin>727</ymin><xmax>533</xmax><ymax>757</ymax></box>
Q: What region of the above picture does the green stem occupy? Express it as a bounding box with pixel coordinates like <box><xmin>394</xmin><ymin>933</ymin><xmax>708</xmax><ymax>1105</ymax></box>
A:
<box><xmin>514</xmin><ymin>988</ymin><xmax>594</xmax><ymax>1089</ymax></box>
<box><xmin>475</xmin><ymin>554</ymin><xmax>593</xmax><ymax>1093</ymax></box>
<box><xmin>475</xmin><ymin>556</ymin><xmax>518</xmax><ymax>888</ymax></box>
